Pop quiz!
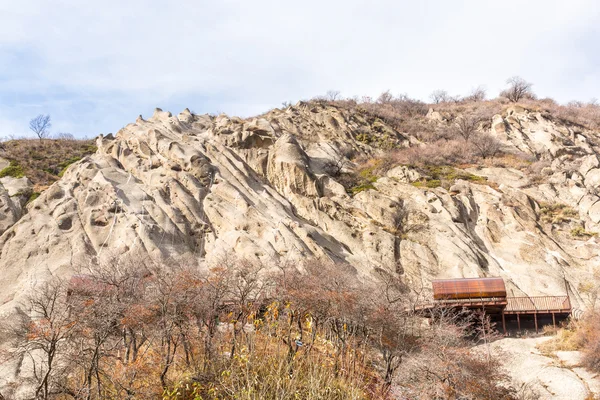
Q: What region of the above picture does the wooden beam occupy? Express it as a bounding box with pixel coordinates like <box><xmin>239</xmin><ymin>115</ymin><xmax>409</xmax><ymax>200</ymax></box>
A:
<box><xmin>502</xmin><ymin>311</ymin><xmax>506</xmax><ymax>336</ymax></box>
<box><xmin>517</xmin><ymin>313</ymin><xmax>521</xmax><ymax>333</ymax></box>
<box><xmin>552</xmin><ymin>312</ymin><xmax>556</xmax><ymax>329</ymax></box>
<box><xmin>534</xmin><ymin>312</ymin><xmax>538</xmax><ymax>333</ymax></box>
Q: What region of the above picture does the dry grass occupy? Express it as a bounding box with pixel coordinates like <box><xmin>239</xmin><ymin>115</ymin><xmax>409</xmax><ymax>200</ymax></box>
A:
<box><xmin>537</xmin><ymin>312</ymin><xmax>600</xmax><ymax>374</ymax></box>
<box><xmin>0</xmin><ymin>138</ymin><xmax>96</xmax><ymax>190</ymax></box>
<box><xmin>538</xmin><ymin>202</ymin><xmax>579</xmax><ymax>224</ymax></box>
<box><xmin>537</xmin><ymin>322</ymin><xmax>584</xmax><ymax>355</ymax></box>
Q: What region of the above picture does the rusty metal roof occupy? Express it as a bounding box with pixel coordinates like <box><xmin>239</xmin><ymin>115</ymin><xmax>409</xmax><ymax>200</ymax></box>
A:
<box><xmin>505</xmin><ymin>296</ymin><xmax>571</xmax><ymax>313</ymax></box>
<box><xmin>432</xmin><ymin>277</ymin><xmax>506</xmax><ymax>300</ymax></box>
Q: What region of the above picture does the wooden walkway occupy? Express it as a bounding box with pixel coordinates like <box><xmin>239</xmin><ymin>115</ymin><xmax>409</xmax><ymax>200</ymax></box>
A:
<box><xmin>415</xmin><ymin>295</ymin><xmax>572</xmax><ymax>334</ymax></box>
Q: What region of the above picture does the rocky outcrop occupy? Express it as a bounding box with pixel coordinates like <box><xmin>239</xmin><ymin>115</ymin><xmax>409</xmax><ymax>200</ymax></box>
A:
<box><xmin>0</xmin><ymin>103</ymin><xmax>600</xmax><ymax>319</ymax></box>
<box><xmin>0</xmin><ymin>177</ymin><xmax>32</xmax><ymax>235</ymax></box>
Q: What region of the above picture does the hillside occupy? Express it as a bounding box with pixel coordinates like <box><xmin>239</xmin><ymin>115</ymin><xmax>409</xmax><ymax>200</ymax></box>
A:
<box><xmin>1</xmin><ymin>94</ymin><xmax>600</xmax><ymax>397</ymax></box>
<box><xmin>0</xmin><ymin>138</ymin><xmax>97</xmax><ymax>190</ymax></box>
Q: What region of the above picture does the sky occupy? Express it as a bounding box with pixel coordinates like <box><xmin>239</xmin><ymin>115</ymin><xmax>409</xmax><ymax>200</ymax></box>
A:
<box><xmin>0</xmin><ymin>0</ymin><xmax>598</xmax><ymax>138</ymax></box>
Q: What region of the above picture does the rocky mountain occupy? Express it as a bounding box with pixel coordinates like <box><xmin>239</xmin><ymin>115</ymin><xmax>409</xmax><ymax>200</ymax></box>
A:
<box><xmin>1</xmin><ymin>100</ymin><xmax>600</xmax><ymax>318</ymax></box>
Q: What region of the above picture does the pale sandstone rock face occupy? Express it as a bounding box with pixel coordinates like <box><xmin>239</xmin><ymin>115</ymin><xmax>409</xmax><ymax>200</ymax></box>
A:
<box><xmin>0</xmin><ymin>177</ymin><xmax>32</xmax><ymax>235</ymax></box>
<box><xmin>0</xmin><ymin>103</ymin><xmax>599</xmax><ymax>319</ymax></box>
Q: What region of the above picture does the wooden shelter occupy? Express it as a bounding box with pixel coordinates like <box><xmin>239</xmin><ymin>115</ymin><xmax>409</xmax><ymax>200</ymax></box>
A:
<box><xmin>424</xmin><ymin>277</ymin><xmax>572</xmax><ymax>335</ymax></box>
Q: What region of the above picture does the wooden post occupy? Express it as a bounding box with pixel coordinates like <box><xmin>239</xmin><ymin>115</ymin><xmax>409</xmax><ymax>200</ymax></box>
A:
<box><xmin>502</xmin><ymin>311</ymin><xmax>506</xmax><ymax>335</ymax></box>
<box><xmin>534</xmin><ymin>312</ymin><xmax>538</xmax><ymax>333</ymax></box>
<box><xmin>517</xmin><ymin>313</ymin><xmax>521</xmax><ymax>333</ymax></box>
<box><xmin>552</xmin><ymin>312</ymin><xmax>556</xmax><ymax>329</ymax></box>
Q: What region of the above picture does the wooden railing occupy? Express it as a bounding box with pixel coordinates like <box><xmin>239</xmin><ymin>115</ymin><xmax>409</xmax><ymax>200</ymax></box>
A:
<box><xmin>413</xmin><ymin>295</ymin><xmax>572</xmax><ymax>315</ymax></box>
<box><xmin>504</xmin><ymin>296</ymin><xmax>571</xmax><ymax>314</ymax></box>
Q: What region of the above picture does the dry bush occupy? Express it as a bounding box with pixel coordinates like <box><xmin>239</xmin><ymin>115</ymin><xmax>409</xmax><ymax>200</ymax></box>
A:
<box><xmin>472</xmin><ymin>133</ymin><xmax>503</xmax><ymax>159</ymax></box>
<box><xmin>480</xmin><ymin>152</ymin><xmax>535</xmax><ymax>171</ymax></box>
<box><xmin>2</xmin><ymin>254</ymin><xmax>524</xmax><ymax>399</ymax></box>
<box><xmin>577</xmin><ymin>312</ymin><xmax>600</xmax><ymax>372</ymax></box>
<box><xmin>547</xmin><ymin>102</ymin><xmax>600</xmax><ymax>131</ymax></box>
<box><xmin>538</xmin><ymin>202</ymin><xmax>579</xmax><ymax>224</ymax></box>
<box><xmin>394</xmin><ymin>139</ymin><xmax>477</xmax><ymax>166</ymax></box>
<box><xmin>537</xmin><ymin>321</ymin><xmax>584</xmax><ymax>355</ymax></box>
<box><xmin>429</xmin><ymin>100</ymin><xmax>502</xmax><ymax>123</ymax></box>
<box><xmin>394</xmin><ymin>310</ymin><xmax>515</xmax><ymax>400</ymax></box>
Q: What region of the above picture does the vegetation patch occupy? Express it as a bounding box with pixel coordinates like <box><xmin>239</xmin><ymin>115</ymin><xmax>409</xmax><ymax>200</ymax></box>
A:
<box><xmin>26</xmin><ymin>191</ymin><xmax>41</xmax><ymax>204</ymax></box>
<box><xmin>570</xmin><ymin>226</ymin><xmax>597</xmax><ymax>238</ymax></box>
<box><xmin>8</xmin><ymin>257</ymin><xmax>519</xmax><ymax>399</ymax></box>
<box><xmin>539</xmin><ymin>202</ymin><xmax>578</xmax><ymax>224</ymax></box>
<box><xmin>349</xmin><ymin>182</ymin><xmax>376</xmax><ymax>194</ymax></box>
<box><xmin>537</xmin><ymin>311</ymin><xmax>600</xmax><ymax>373</ymax></box>
<box><xmin>343</xmin><ymin>158</ymin><xmax>381</xmax><ymax>195</ymax></box>
<box><xmin>0</xmin><ymin>160</ymin><xmax>25</xmax><ymax>178</ymax></box>
<box><xmin>411</xmin><ymin>165</ymin><xmax>486</xmax><ymax>190</ymax></box>
<box><xmin>58</xmin><ymin>156</ymin><xmax>83</xmax><ymax>177</ymax></box>
<box><xmin>0</xmin><ymin>138</ymin><xmax>96</xmax><ymax>189</ymax></box>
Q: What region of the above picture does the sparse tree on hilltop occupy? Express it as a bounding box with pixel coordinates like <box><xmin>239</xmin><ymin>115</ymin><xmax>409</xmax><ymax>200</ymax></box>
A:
<box><xmin>377</xmin><ymin>90</ymin><xmax>393</xmax><ymax>104</ymax></box>
<box><xmin>464</xmin><ymin>86</ymin><xmax>487</xmax><ymax>102</ymax></box>
<box><xmin>29</xmin><ymin>114</ymin><xmax>52</xmax><ymax>141</ymax></box>
<box><xmin>430</xmin><ymin>89</ymin><xmax>451</xmax><ymax>104</ymax></box>
<box><xmin>501</xmin><ymin>76</ymin><xmax>534</xmax><ymax>103</ymax></box>
<box><xmin>326</xmin><ymin>90</ymin><xmax>341</xmax><ymax>101</ymax></box>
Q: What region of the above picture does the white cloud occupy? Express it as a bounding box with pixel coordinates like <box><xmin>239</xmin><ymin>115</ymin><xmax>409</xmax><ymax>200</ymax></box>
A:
<box><xmin>0</xmin><ymin>0</ymin><xmax>598</xmax><ymax>136</ymax></box>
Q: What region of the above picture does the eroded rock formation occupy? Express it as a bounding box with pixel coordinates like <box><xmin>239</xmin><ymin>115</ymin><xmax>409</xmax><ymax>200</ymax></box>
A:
<box><xmin>1</xmin><ymin>102</ymin><xmax>599</xmax><ymax>318</ymax></box>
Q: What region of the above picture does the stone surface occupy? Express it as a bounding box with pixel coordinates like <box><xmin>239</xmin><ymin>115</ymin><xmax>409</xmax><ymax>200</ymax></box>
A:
<box><xmin>489</xmin><ymin>337</ymin><xmax>600</xmax><ymax>400</ymax></box>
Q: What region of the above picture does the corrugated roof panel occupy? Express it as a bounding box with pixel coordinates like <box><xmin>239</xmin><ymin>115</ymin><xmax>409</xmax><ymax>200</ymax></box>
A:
<box><xmin>432</xmin><ymin>277</ymin><xmax>506</xmax><ymax>300</ymax></box>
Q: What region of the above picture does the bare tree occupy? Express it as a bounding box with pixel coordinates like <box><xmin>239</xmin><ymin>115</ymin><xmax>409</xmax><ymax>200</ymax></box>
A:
<box><xmin>464</xmin><ymin>86</ymin><xmax>487</xmax><ymax>102</ymax></box>
<box><xmin>454</xmin><ymin>114</ymin><xmax>482</xmax><ymax>141</ymax></box>
<box><xmin>325</xmin><ymin>90</ymin><xmax>341</xmax><ymax>101</ymax></box>
<box><xmin>323</xmin><ymin>152</ymin><xmax>349</xmax><ymax>177</ymax></box>
<box><xmin>55</xmin><ymin>132</ymin><xmax>74</xmax><ymax>140</ymax></box>
<box><xmin>429</xmin><ymin>90</ymin><xmax>450</xmax><ymax>104</ymax></box>
<box><xmin>8</xmin><ymin>280</ymin><xmax>77</xmax><ymax>400</ymax></box>
<box><xmin>472</xmin><ymin>133</ymin><xmax>502</xmax><ymax>159</ymax></box>
<box><xmin>29</xmin><ymin>114</ymin><xmax>52</xmax><ymax>141</ymax></box>
<box><xmin>377</xmin><ymin>90</ymin><xmax>393</xmax><ymax>104</ymax></box>
<box><xmin>501</xmin><ymin>76</ymin><xmax>534</xmax><ymax>103</ymax></box>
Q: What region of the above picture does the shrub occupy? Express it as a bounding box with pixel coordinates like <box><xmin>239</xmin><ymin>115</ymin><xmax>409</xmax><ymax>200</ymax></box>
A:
<box><xmin>580</xmin><ymin>312</ymin><xmax>600</xmax><ymax>372</ymax></box>
<box><xmin>57</xmin><ymin>156</ymin><xmax>83</xmax><ymax>177</ymax></box>
<box><xmin>472</xmin><ymin>133</ymin><xmax>503</xmax><ymax>159</ymax></box>
<box><xmin>393</xmin><ymin>140</ymin><xmax>477</xmax><ymax>166</ymax></box>
<box><xmin>26</xmin><ymin>192</ymin><xmax>41</xmax><ymax>204</ymax></box>
<box><xmin>0</xmin><ymin>160</ymin><xmax>25</xmax><ymax>178</ymax></box>
<box><xmin>539</xmin><ymin>202</ymin><xmax>578</xmax><ymax>224</ymax></box>
<box><xmin>570</xmin><ymin>226</ymin><xmax>598</xmax><ymax>238</ymax></box>
<box><xmin>543</xmin><ymin>312</ymin><xmax>600</xmax><ymax>373</ymax></box>
<box><xmin>411</xmin><ymin>165</ymin><xmax>486</xmax><ymax>190</ymax></box>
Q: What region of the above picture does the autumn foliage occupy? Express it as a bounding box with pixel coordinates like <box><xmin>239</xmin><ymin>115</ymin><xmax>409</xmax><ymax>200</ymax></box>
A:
<box><xmin>2</xmin><ymin>256</ymin><xmax>516</xmax><ymax>399</ymax></box>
